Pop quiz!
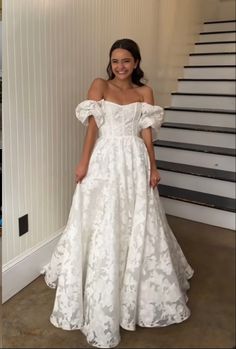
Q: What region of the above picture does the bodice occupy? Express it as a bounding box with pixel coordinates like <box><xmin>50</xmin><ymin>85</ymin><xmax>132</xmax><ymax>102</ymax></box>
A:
<box><xmin>98</xmin><ymin>100</ymin><xmax>143</xmax><ymax>138</ymax></box>
<box><xmin>76</xmin><ymin>99</ymin><xmax>164</xmax><ymax>141</ymax></box>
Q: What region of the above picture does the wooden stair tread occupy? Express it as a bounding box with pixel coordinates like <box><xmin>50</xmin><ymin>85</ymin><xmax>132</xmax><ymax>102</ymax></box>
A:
<box><xmin>190</xmin><ymin>52</ymin><xmax>236</xmax><ymax>55</ymax></box>
<box><xmin>164</xmin><ymin>106</ymin><xmax>236</xmax><ymax>114</ymax></box>
<box><xmin>204</xmin><ymin>20</ymin><xmax>236</xmax><ymax>24</ymax></box>
<box><xmin>195</xmin><ymin>41</ymin><xmax>236</xmax><ymax>44</ymax></box>
<box><xmin>156</xmin><ymin>160</ymin><xmax>236</xmax><ymax>182</ymax></box>
<box><xmin>162</xmin><ymin>122</ymin><xmax>236</xmax><ymax>134</ymax></box>
<box><xmin>171</xmin><ymin>92</ymin><xmax>236</xmax><ymax>97</ymax></box>
<box><xmin>153</xmin><ymin>140</ymin><xmax>236</xmax><ymax>156</ymax></box>
<box><xmin>200</xmin><ymin>30</ymin><xmax>236</xmax><ymax>34</ymax></box>
<box><xmin>184</xmin><ymin>65</ymin><xmax>236</xmax><ymax>67</ymax></box>
<box><xmin>178</xmin><ymin>78</ymin><xmax>236</xmax><ymax>81</ymax></box>
<box><xmin>158</xmin><ymin>184</ymin><xmax>235</xmax><ymax>212</ymax></box>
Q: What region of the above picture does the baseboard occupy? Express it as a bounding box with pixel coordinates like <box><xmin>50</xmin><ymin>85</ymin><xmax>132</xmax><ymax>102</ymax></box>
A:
<box><xmin>2</xmin><ymin>228</ymin><xmax>64</xmax><ymax>303</ymax></box>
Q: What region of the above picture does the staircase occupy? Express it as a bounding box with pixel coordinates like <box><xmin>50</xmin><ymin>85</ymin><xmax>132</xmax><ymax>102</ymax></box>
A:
<box><xmin>156</xmin><ymin>19</ymin><xmax>236</xmax><ymax>230</ymax></box>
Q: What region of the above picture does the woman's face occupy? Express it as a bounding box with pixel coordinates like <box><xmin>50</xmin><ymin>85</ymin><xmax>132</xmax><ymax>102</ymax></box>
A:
<box><xmin>110</xmin><ymin>48</ymin><xmax>137</xmax><ymax>81</ymax></box>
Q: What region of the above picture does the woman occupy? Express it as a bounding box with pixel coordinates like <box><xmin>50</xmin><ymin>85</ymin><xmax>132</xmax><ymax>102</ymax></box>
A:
<box><xmin>43</xmin><ymin>38</ymin><xmax>194</xmax><ymax>348</ymax></box>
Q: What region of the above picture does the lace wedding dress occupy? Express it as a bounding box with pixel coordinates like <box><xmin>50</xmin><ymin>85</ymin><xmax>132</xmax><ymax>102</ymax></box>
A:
<box><xmin>42</xmin><ymin>99</ymin><xmax>194</xmax><ymax>348</ymax></box>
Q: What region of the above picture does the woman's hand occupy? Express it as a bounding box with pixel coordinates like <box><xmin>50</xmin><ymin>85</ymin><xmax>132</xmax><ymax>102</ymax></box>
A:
<box><xmin>75</xmin><ymin>161</ymin><xmax>88</xmax><ymax>183</ymax></box>
<box><xmin>150</xmin><ymin>168</ymin><xmax>161</xmax><ymax>188</ymax></box>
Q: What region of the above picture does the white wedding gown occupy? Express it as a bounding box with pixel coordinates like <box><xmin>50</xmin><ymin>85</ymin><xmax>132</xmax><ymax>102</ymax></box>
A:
<box><xmin>42</xmin><ymin>99</ymin><xmax>194</xmax><ymax>348</ymax></box>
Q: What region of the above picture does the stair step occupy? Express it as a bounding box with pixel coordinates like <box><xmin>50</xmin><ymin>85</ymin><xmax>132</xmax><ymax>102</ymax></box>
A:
<box><xmin>164</xmin><ymin>107</ymin><xmax>236</xmax><ymax>128</ymax></box>
<box><xmin>154</xmin><ymin>143</ymin><xmax>234</xmax><ymax>171</ymax></box>
<box><xmin>158</xmin><ymin>125</ymin><xmax>235</xmax><ymax>148</ymax></box>
<box><xmin>189</xmin><ymin>52</ymin><xmax>236</xmax><ymax>65</ymax></box>
<box><xmin>160</xmin><ymin>197</ymin><xmax>235</xmax><ymax>230</ymax></box>
<box><xmin>198</xmin><ymin>32</ymin><xmax>236</xmax><ymax>42</ymax></box>
<box><xmin>172</xmin><ymin>92</ymin><xmax>236</xmax><ymax>97</ymax></box>
<box><xmin>158</xmin><ymin>184</ymin><xmax>235</xmax><ymax>212</ymax></box>
<box><xmin>154</xmin><ymin>140</ymin><xmax>236</xmax><ymax>156</ymax></box>
<box><xmin>196</xmin><ymin>41</ymin><xmax>236</xmax><ymax>44</ymax></box>
<box><xmin>171</xmin><ymin>92</ymin><xmax>236</xmax><ymax>109</ymax></box>
<box><xmin>165</xmin><ymin>106</ymin><xmax>235</xmax><ymax>114</ymax></box>
<box><xmin>154</xmin><ymin>140</ymin><xmax>235</xmax><ymax>170</ymax></box>
<box><xmin>200</xmin><ymin>30</ymin><xmax>236</xmax><ymax>35</ymax></box>
<box><xmin>162</xmin><ymin>122</ymin><xmax>236</xmax><ymax>134</ymax></box>
<box><xmin>194</xmin><ymin>42</ymin><xmax>236</xmax><ymax>53</ymax></box>
<box><xmin>177</xmin><ymin>79</ymin><xmax>235</xmax><ymax>94</ymax></box>
<box><xmin>190</xmin><ymin>52</ymin><xmax>236</xmax><ymax>55</ymax></box>
<box><xmin>156</xmin><ymin>160</ymin><xmax>235</xmax><ymax>182</ymax></box>
<box><xmin>183</xmin><ymin>65</ymin><xmax>236</xmax><ymax>78</ymax></box>
<box><xmin>159</xmin><ymin>169</ymin><xmax>235</xmax><ymax>199</ymax></box>
<box><xmin>204</xmin><ymin>20</ymin><xmax>236</xmax><ymax>24</ymax></box>
<box><xmin>184</xmin><ymin>64</ymin><xmax>236</xmax><ymax>67</ymax></box>
<box><xmin>203</xmin><ymin>21</ymin><xmax>236</xmax><ymax>32</ymax></box>
<box><xmin>178</xmin><ymin>78</ymin><xmax>236</xmax><ymax>81</ymax></box>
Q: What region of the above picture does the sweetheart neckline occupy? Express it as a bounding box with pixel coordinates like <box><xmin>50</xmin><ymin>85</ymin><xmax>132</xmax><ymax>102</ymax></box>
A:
<box><xmin>82</xmin><ymin>99</ymin><xmax>161</xmax><ymax>108</ymax></box>
<box><xmin>101</xmin><ymin>99</ymin><xmax>142</xmax><ymax>107</ymax></box>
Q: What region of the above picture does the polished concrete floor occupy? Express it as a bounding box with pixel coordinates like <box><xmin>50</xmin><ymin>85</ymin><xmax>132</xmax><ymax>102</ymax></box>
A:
<box><xmin>2</xmin><ymin>216</ymin><xmax>236</xmax><ymax>348</ymax></box>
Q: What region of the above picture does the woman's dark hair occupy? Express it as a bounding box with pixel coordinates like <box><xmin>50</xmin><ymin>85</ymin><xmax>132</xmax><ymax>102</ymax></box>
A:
<box><xmin>106</xmin><ymin>38</ymin><xmax>146</xmax><ymax>86</ymax></box>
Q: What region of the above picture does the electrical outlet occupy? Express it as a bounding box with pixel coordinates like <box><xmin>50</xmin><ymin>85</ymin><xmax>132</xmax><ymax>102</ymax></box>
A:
<box><xmin>19</xmin><ymin>214</ymin><xmax>28</xmax><ymax>236</ymax></box>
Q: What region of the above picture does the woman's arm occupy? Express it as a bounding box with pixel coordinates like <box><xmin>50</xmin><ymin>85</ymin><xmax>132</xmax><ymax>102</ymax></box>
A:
<box><xmin>141</xmin><ymin>128</ymin><xmax>161</xmax><ymax>188</ymax></box>
<box><xmin>140</xmin><ymin>86</ymin><xmax>161</xmax><ymax>188</ymax></box>
<box><xmin>75</xmin><ymin>78</ymin><xmax>105</xmax><ymax>183</ymax></box>
<box><xmin>75</xmin><ymin>117</ymin><xmax>98</xmax><ymax>183</ymax></box>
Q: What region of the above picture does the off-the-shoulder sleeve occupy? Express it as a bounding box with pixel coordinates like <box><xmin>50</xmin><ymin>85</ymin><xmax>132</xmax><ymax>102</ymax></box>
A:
<box><xmin>75</xmin><ymin>99</ymin><xmax>104</xmax><ymax>128</ymax></box>
<box><xmin>139</xmin><ymin>103</ymin><xmax>165</xmax><ymax>141</ymax></box>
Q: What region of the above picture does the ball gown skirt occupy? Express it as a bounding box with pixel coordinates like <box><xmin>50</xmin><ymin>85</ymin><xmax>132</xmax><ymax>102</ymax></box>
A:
<box><xmin>42</xmin><ymin>99</ymin><xmax>194</xmax><ymax>348</ymax></box>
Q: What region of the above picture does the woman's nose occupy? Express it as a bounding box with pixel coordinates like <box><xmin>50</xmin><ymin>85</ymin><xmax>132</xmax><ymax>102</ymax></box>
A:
<box><xmin>117</xmin><ymin>62</ymin><xmax>124</xmax><ymax>69</ymax></box>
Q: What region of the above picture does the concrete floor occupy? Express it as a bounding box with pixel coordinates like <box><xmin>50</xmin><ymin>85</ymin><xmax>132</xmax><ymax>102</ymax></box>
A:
<box><xmin>2</xmin><ymin>216</ymin><xmax>235</xmax><ymax>348</ymax></box>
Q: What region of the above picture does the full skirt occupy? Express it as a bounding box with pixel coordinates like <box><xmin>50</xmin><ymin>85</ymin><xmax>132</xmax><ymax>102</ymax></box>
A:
<box><xmin>42</xmin><ymin>136</ymin><xmax>194</xmax><ymax>348</ymax></box>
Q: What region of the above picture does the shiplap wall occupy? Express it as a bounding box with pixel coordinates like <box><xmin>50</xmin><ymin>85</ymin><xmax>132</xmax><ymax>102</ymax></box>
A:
<box><xmin>2</xmin><ymin>0</ymin><xmax>220</xmax><ymax>267</ymax></box>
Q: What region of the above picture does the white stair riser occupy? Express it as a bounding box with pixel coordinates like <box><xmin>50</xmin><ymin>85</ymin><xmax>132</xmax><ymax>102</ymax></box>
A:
<box><xmin>158</xmin><ymin>127</ymin><xmax>235</xmax><ymax>148</ymax></box>
<box><xmin>171</xmin><ymin>94</ymin><xmax>235</xmax><ymax>110</ymax></box>
<box><xmin>203</xmin><ymin>22</ymin><xmax>236</xmax><ymax>32</ymax></box>
<box><xmin>199</xmin><ymin>33</ymin><xmax>236</xmax><ymax>42</ymax></box>
<box><xmin>155</xmin><ymin>147</ymin><xmax>235</xmax><ymax>171</ymax></box>
<box><xmin>183</xmin><ymin>67</ymin><xmax>236</xmax><ymax>78</ymax></box>
<box><xmin>194</xmin><ymin>43</ymin><xmax>236</xmax><ymax>53</ymax></box>
<box><xmin>165</xmin><ymin>110</ymin><xmax>236</xmax><ymax>128</ymax></box>
<box><xmin>189</xmin><ymin>54</ymin><xmax>236</xmax><ymax>65</ymax></box>
<box><xmin>159</xmin><ymin>170</ymin><xmax>236</xmax><ymax>198</ymax></box>
<box><xmin>160</xmin><ymin>197</ymin><xmax>235</xmax><ymax>230</ymax></box>
<box><xmin>178</xmin><ymin>80</ymin><xmax>235</xmax><ymax>94</ymax></box>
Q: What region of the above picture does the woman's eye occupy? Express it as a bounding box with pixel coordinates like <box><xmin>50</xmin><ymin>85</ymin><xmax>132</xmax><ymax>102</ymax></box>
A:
<box><xmin>111</xmin><ymin>60</ymin><xmax>131</xmax><ymax>64</ymax></box>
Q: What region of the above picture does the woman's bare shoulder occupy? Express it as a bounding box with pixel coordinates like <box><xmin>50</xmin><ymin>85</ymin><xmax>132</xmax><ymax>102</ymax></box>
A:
<box><xmin>87</xmin><ymin>78</ymin><xmax>108</xmax><ymax>100</ymax></box>
<box><xmin>138</xmin><ymin>84</ymin><xmax>154</xmax><ymax>104</ymax></box>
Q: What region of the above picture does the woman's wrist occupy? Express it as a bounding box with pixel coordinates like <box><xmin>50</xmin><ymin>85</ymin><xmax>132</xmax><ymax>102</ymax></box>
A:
<box><xmin>79</xmin><ymin>158</ymin><xmax>89</xmax><ymax>167</ymax></box>
<box><xmin>150</xmin><ymin>162</ymin><xmax>157</xmax><ymax>171</ymax></box>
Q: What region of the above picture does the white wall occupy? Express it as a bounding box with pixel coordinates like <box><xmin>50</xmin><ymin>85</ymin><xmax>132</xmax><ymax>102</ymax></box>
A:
<box><xmin>2</xmin><ymin>0</ymin><xmax>226</xmax><ymax>298</ymax></box>
<box><xmin>2</xmin><ymin>0</ymin><xmax>165</xmax><ymax>267</ymax></box>
<box><xmin>3</xmin><ymin>0</ymin><xmax>83</xmax><ymax>267</ymax></box>
<box><xmin>153</xmin><ymin>0</ymin><xmax>223</xmax><ymax>106</ymax></box>
<box><xmin>218</xmin><ymin>0</ymin><xmax>236</xmax><ymax>19</ymax></box>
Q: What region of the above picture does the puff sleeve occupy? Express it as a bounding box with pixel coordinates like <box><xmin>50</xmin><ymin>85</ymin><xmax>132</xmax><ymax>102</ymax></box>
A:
<box><xmin>75</xmin><ymin>99</ymin><xmax>104</xmax><ymax>128</ymax></box>
<box><xmin>139</xmin><ymin>103</ymin><xmax>165</xmax><ymax>141</ymax></box>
